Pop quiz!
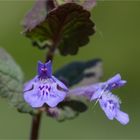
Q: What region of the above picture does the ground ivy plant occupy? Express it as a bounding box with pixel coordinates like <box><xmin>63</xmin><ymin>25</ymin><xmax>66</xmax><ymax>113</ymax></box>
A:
<box><xmin>0</xmin><ymin>0</ymin><xmax>129</xmax><ymax>140</ymax></box>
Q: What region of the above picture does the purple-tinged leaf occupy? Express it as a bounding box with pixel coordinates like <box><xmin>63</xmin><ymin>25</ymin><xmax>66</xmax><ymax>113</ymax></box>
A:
<box><xmin>23</xmin><ymin>0</ymin><xmax>47</xmax><ymax>31</ymax></box>
<box><xmin>23</xmin><ymin>0</ymin><xmax>57</xmax><ymax>31</ymax></box>
<box><xmin>24</xmin><ymin>3</ymin><xmax>95</xmax><ymax>55</ymax></box>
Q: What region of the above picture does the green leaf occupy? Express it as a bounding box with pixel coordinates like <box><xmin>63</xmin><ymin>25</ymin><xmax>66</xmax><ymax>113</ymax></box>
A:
<box><xmin>47</xmin><ymin>96</ymin><xmax>88</xmax><ymax>122</ymax></box>
<box><xmin>0</xmin><ymin>48</ymin><xmax>37</xmax><ymax>115</ymax></box>
<box><xmin>16</xmin><ymin>100</ymin><xmax>39</xmax><ymax>115</ymax></box>
<box><xmin>24</xmin><ymin>3</ymin><xmax>95</xmax><ymax>55</ymax></box>
<box><xmin>54</xmin><ymin>59</ymin><xmax>103</xmax><ymax>87</ymax></box>
<box><xmin>0</xmin><ymin>48</ymin><xmax>23</xmax><ymax>99</ymax></box>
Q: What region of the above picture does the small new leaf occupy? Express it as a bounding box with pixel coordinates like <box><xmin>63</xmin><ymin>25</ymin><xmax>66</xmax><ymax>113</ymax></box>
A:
<box><xmin>24</xmin><ymin>3</ymin><xmax>95</xmax><ymax>55</ymax></box>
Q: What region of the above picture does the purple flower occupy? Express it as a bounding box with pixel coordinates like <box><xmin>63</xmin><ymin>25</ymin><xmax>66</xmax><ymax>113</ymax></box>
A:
<box><xmin>69</xmin><ymin>74</ymin><xmax>129</xmax><ymax>125</ymax></box>
<box><xmin>99</xmin><ymin>92</ymin><xmax>129</xmax><ymax>125</ymax></box>
<box><xmin>92</xmin><ymin>74</ymin><xmax>129</xmax><ymax>125</ymax></box>
<box><xmin>68</xmin><ymin>74</ymin><xmax>126</xmax><ymax>100</ymax></box>
<box><xmin>91</xmin><ymin>74</ymin><xmax>127</xmax><ymax>100</ymax></box>
<box><xmin>69</xmin><ymin>74</ymin><xmax>126</xmax><ymax>100</ymax></box>
<box><xmin>106</xmin><ymin>73</ymin><xmax>127</xmax><ymax>90</ymax></box>
<box><xmin>23</xmin><ymin>61</ymin><xmax>68</xmax><ymax>108</ymax></box>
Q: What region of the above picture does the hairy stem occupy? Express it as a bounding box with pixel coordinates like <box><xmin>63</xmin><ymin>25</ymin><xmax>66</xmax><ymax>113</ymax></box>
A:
<box><xmin>46</xmin><ymin>47</ymin><xmax>56</xmax><ymax>62</ymax></box>
<box><xmin>30</xmin><ymin>112</ymin><xmax>42</xmax><ymax>140</ymax></box>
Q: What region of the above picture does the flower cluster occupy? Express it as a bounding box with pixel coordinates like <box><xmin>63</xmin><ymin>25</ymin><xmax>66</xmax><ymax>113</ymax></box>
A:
<box><xmin>23</xmin><ymin>61</ymin><xmax>129</xmax><ymax>125</ymax></box>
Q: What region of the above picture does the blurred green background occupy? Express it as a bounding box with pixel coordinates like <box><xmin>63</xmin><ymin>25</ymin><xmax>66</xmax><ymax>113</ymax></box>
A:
<box><xmin>0</xmin><ymin>0</ymin><xmax>139</xmax><ymax>139</ymax></box>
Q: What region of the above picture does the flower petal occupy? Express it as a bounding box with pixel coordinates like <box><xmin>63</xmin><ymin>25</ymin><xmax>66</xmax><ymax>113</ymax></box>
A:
<box><xmin>90</xmin><ymin>88</ymin><xmax>103</xmax><ymax>101</ymax></box>
<box><xmin>45</xmin><ymin>60</ymin><xmax>52</xmax><ymax>77</ymax></box>
<box><xmin>23</xmin><ymin>76</ymin><xmax>68</xmax><ymax>108</ymax></box>
<box><xmin>37</xmin><ymin>61</ymin><xmax>44</xmax><ymax>76</ymax></box>
<box><xmin>37</xmin><ymin>60</ymin><xmax>52</xmax><ymax>78</ymax></box>
<box><xmin>118</xmin><ymin>80</ymin><xmax>127</xmax><ymax>86</ymax></box>
<box><xmin>24</xmin><ymin>76</ymin><xmax>49</xmax><ymax>108</ymax></box>
<box><xmin>99</xmin><ymin>99</ymin><xmax>115</xmax><ymax>120</ymax></box>
<box><xmin>106</xmin><ymin>74</ymin><xmax>126</xmax><ymax>90</ymax></box>
<box><xmin>107</xmin><ymin>74</ymin><xmax>121</xmax><ymax>84</ymax></box>
<box><xmin>24</xmin><ymin>84</ymin><xmax>46</xmax><ymax>108</ymax></box>
<box><xmin>68</xmin><ymin>84</ymin><xmax>99</xmax><ymax>99</ymax></box>
<box><xmin>46</xmin><ymin>83</ymin><xmax>66</xmax><ymax>107</ymax></box>
<box><xmin>24</xmin><ymin>77</ymin><xmax>46</xmax><ymax>108</ymax></box>
<box><xmin>52</xmin><ymin>76</ymin><xmax>68</xmax><ymax>91</ymax></box>
<box><xmin>23</xmin><ymin>76</ymin><xmax>37</xmax><ymax>92</ymax></box>
<box><xmin>115</xmin><ymin>110</ymin><xmax>129</xmax><ymax>125</ymax></box>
